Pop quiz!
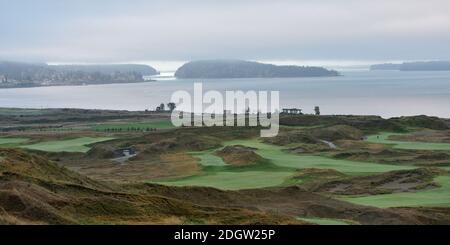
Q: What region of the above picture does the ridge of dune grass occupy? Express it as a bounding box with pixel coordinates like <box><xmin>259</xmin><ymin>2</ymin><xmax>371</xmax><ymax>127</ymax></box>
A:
<box><xmin>92</xmin><ymin>120</ymin><xmax>174</xmax><ymax>131</ymax></box>
<box><xmin>341</xmin><ymin>175</ymin><xmax>450</xmax><ymax>208</ymax></box>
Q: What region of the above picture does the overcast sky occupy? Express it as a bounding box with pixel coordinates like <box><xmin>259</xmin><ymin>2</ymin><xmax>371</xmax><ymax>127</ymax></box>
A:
<box><xmin>1</xmin><ymin>0</ymin><xmax>450</xmax><ymax>66</ymax></box>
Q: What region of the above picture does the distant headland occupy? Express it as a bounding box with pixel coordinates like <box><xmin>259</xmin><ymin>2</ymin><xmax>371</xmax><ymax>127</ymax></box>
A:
<box><xmin>371</xmin><ymin>61</ymin><xmax>450</xmax><ymax>71</ymax></box>
<box><xmin>175</xmin><ymin>60</ymin><xmax>339</xmax><ymax>79</ymax></box>
<box><xmin>0</xmin><ymin>61</ymin><xmax>159</xmax><ymax>89</ymax></box>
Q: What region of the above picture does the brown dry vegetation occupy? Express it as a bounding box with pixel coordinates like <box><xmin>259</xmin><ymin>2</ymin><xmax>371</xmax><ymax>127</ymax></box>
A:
<box><xmin>215</xmin><ymin>145</ymin><xmax>266</xmax><ymax>166</ymax></box>
<box><xmin>307</xmin><ymin>168</ymin><xmax>446</xmax><ymax>195</ymax></box>
<box><xmin>2</xmin><ymin>109</ymin><xmax>450</xmax><ymax>225</ymax></box>
<box><xmin>0</xmin><ymin>148</ymin><xmax>300</xmax><ymax>225</ymax></box>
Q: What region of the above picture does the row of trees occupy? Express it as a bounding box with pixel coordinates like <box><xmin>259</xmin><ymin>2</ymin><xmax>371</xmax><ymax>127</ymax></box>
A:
<box><xmin>155</xmin><ymin>102</ymin><xmax>176</xmax><ymax>112</ymax></box>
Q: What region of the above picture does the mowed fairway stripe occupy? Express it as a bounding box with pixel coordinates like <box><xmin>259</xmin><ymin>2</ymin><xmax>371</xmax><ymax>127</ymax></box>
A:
<box><xmin>0</xmin><ymin>137</ymin><xmax>29</xmax><ymax>147</ymax></box>
<box><xmin>20</xmin><ymin>137</ymin><xmax>114</xmax><ymax>153</ymax></box>
<box><xmin>155</xmin><ymin>171</ymin><xmax>294</xmax><ymax>190</ymax></box>
<box><xmin>296</xmin><ymin>217</ymin><xmax>353</xmax><ymax>225</ymax></box>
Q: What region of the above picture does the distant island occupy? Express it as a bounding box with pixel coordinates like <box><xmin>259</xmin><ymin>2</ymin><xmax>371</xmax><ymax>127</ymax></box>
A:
<box><xmin>371</xmin><ymin>61</ymin><xmax>450</xmax><ymax>71</ymax></box>
<box><xmin>175</xmin><ymin>60</ymin><xmax>339</xmax><ymax>79</ymax></box>
<box><xmin>0</xmin><ymin>61</ymin><xmax>159</xmax><ymax>88</ymax></box>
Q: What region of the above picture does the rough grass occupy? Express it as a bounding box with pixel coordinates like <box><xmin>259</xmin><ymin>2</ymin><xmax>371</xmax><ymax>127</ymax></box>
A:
<box><xmin>366</xmin><ymin>133</ymin><xmax>450</xmax><ymax>151</ymax></box>
<box><xmin>93</xmin><ymin>120</ymin><xmax>174</xmax><ymax>131</ymax></box>
<box><xmin>341</xmin><ymin>176</ymin><xmax>450</xmax><ymax>208</ymax></box>
<box><xmin>20</xmin><ymin>137</ymin><xmax>114</xmax><ymax>152</ymax></box>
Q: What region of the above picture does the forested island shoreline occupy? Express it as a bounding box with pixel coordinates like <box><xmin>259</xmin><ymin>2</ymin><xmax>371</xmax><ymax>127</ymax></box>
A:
<box><xmin>0</xmin><ymin>61</ymin><xmax>158</xmax><ymax>89</ymax></box>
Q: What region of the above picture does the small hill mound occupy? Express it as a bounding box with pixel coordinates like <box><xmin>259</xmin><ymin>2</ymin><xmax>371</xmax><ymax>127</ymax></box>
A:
<box><xmin>0</xmin><ymin>148</ymin><xmax>107</xmax><ymax>190</ymax></box>
<box><xmin>215</xmin><ymin>145</ymin><xmax>267</xmax><ymax>166</ymax></box>
<box><xmin>264</xmin><ymin>125</ymin><xmax>362</xmax><ymax>150</ymax></box>
<box><xmin>280</xmin><ymin>115</ymin><xmax>405</xmax><ymax>132</ymax></box>
<box><xmin>264</xmin><ymin>131</ymin><xmax>318</xmax><ymax>146</ymax></box>
<box><xmin>292</xmin><ymin>168</ymin><xmax>346</xmax><ymax>181</ymax></box>
<box><xmin>310</xmin><ymin>125</ymin><xmax>363</xmax><ymax>141</ymax></box>
<box><xmin>389</xmin><ymin>115</ymin><xmax>449</xmax><ymax>130</ymax></box>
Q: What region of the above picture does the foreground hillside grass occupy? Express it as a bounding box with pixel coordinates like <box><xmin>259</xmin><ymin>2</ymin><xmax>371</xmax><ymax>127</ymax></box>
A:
<box><xmin>0</xmin><ymin>148</ymin><xmax>304</xmax><ymax>225</ymax></box>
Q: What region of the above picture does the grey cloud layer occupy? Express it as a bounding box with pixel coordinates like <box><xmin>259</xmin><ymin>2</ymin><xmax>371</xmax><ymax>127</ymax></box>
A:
<box><xmin>1</xmin><ymin>0</ymin><xmax>450</xmax><ymax>62</ymax></box>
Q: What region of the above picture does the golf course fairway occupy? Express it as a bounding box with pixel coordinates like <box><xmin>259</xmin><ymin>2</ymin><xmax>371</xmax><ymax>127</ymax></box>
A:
<box><xmin>297</xmin><ymin>217</ymin><xmax>353</xmax><ymax>225</ymax></box>
<box><xmin>223</xmin><ymin>139</ymin><xmax>413</xmax><ymax>175</ymax></box>
<box><xmin>156</xmin><ymin>139</ymin><xmax>415</xmax><ymax>190</ymax></box>
<box><xmin>0</xmin><ymin>137</ymin><xmax>29</xmax><ymax>147</ymax></box>
<box><xmin>155</xmin><ymin>171</ymin><xmax>294</xmax><ymax>190</ymax></box>
<box><xmin>20</xmin><ymin>137</ymin><xmax>114</xmax><ymax>152</ymax></box>
<box><xmin>366</xmin><ymin>133</ymin><xmax>450</xmax><ymax>151</ymax></box>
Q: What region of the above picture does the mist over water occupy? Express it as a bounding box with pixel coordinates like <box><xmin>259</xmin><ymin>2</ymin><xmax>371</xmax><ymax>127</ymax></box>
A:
<box><xmin>1</xmin><ymin>70</ymin><xmax>450</xmax><ymax>118</ymax></box>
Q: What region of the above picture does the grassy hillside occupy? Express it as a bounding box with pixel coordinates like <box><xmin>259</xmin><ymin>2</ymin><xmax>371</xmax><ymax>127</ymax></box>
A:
<box><xmin>0</xmin><ymin>148</ymin><xmax>299</xmax><ymax>224</ymax></box>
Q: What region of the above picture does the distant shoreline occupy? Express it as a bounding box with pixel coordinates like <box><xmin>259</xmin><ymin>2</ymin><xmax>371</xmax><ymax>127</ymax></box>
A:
<box><xmin>0</xmin><ymin>79</ymin><xmax>156</xmax><ymax>90</ymax></box>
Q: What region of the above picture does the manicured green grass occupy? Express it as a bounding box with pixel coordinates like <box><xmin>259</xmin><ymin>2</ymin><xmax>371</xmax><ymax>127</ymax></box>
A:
<box><xmin>20</xmin><ymin>137</ymin><xmax>114</xmax><ymax>153</ymax></box>
<box><xmin>93</xmin><ymin>120</ymin><xmax>174</xmax><ymax>131</ymax></box>
<box><xmin>190</xmin><ymin>150</ymin><xmax>227</xmax><ymax>166</ymax></box>
<box><xmin>156</xmin><ymin>139</ymin><xmax>415</xmax><ymax>190</ymax></box>
<box><xmin>223</xmin><ymin>139</ymin><xmax>413</xmax><ymax>175</ymax></box>
<box><xmin>341</xmin><ymin>176</ymin><xmax>450</xmax><ymax>208</ymax></box>
<box><xmin>0</xmin><ymin>137</ymin><xmax>29</xmax><ymax>147</ymax></box>
<box><xmin>156</xmin><ymin>171</ymin><xmax>295</xmax><ymax>190</ymax></box>
<box><xmin>366</xmin><ymin>133</ymin><xmax>450</xmax><ymax>151</ymax></box>
<box><xmin>297</xmin><ymin>217</ymin><xmax>353</xmax><ymax>225</ymax></box>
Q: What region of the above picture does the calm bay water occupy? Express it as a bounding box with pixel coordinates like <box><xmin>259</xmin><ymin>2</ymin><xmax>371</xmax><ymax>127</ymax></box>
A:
<box><xmin>1</xmin><ymin>70</ymin><xmax>450</xmax><ymax>118</ymax></box>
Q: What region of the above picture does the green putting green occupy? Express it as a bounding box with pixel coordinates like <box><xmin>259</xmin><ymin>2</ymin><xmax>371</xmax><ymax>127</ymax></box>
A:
<box><xmin>341</xmin><ymin>176</ymin><xmax>450</xmax><ymax>208</ymax></box>
<box><xmin>21</xmin><ymin>137</ymin><xmax>114</xmax><ymax>153</ymax></box>
<box><xmin>0</xmin><ymin>137</ymin><xmax>29</xmax><ymax>147</ymax></box>
<box><xmin>366</xmin><ymin>133</ymin><xmax>450</xmax><ymax>151</ymax></box>
<box><xmin>297</xmin><ymin>217</ymin><xmax>353</xmax><ymax>225</ymax></box>
<box><xmin>190</xmin><ymin>150</ymin><xmax>227</xmax><ymax>166</ymax></box>
<box><xmin>93</xmin><ymin>120</ymin><xmax>174</xmax><ymax>131</ymax></box>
